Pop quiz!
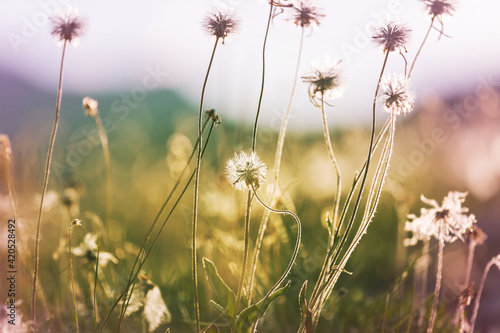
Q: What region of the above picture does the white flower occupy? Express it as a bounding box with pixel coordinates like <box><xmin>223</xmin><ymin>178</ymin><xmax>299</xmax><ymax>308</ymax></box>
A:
<box><xmin>381</xmin><ymin>74</ymin><xmax>415</xmax><ymax>116</ymax></box>
<box><xmin>82</xmin><ymin>96</ymin><xmax>99</xmax><ymax>117</ymax></box>
<box><xmin>226</xmin><ymin>151</ymin><xmax>267</xmax><ymax>191</ymax></box>
<box><xmin>372</xmin><ymin>20</ymin><xmax>411</xmax><ymax>53</ymax></box>
<box><xmin>302</xmin><ymin>56</ymin><xmax>343</xmax><ymax>107</ymax></box>
<box><xmin>404</xmin><ymin>192</ymin><xmax>477</xmax><ymax>246</ymax></box>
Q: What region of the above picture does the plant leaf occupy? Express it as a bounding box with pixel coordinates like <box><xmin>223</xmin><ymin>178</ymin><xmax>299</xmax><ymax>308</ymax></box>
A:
<box><xmin>203</xmin><ymin>257</ymin><xmax>236</xmax><ymax>319</ymax></box>
<box><xmin>299</xmin><ymin>280</ymin><xmax>308</xmax><ymax>317</ymax></box>
<box><xmin>235</xmin><ymin>281</ymin><xmax>291</xmax><ymax>333</ymax></box>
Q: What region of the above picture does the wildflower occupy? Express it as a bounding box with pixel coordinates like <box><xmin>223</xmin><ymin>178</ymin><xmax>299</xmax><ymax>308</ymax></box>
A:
<box><xmin>226</xmin><ymin>151</ymin><xmax>267</xmax><ymax>191</ymax></box>
<box><xmin>82</xmin><ymin>96</ymin><xmax>99</xmax><ymax>117</ymax></box>
<box><xmin>302</xmin><ymin>57</ymin><xmax>343</xmax><ymax>106</ymax></box>
<box><xmin>423</xmin><ymin>0</ymin><xmax>456</xmax><ymax>20</ymax></box>
<box><xmin>372</xmin><ymin>20</ymin><xmax>411</xmax><ymax>53</ymax></box>
<box><xmin>404</xmin><ymin>192</ymin><xmax>476</xmax><ymax>246</ymax></box>
<box><xmin>381</xmin><ymin>74</ymin><xmax>415</xmax><ymax>116</ymax></box>
<box><xmin>50</xmin><ymin>9</ymin><xmax>84</xmax><ymax>45</ymax></box>
<box><xmin>202</xmin><ymin>3</ymin><xmax>238</xmax><ymax>44</ymax></box>
<box><xmin>291</xmin><ymin>0</ymin><xmax>324</xmax><ymax>28</ymax></box>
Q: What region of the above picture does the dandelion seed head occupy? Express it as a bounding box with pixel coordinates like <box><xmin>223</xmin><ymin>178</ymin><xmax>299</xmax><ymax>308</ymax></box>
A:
<box><xmin>82</xmin><ymin>96</ymin><xmax>98</xmax><ymax>117</ymax></box>
<box><xmin>424</xmin><ymin>0</ymin><xmax>456</xmax><ymax>20</ymax></box>
<box><xmin>291</xmin><ymin>0</ymin><xmax>324</xmax><ymax>28</ymax></box>
<box><xmin>404</xmin><ymin>191</ymin><xmax>476</xmax><ymax>246</ymax></box>
<box><xmin>372</xmin><ymin>20</ymin><xmax>411</xmax><ymax>53</ymax></box>
<box><xmin>226</xmin><ymin>151</ymin><xmax>267</xmax><ymax>191</ymax></box>
<box><xmin>381</xmin><ymin>74</ymin><xmax>415</xmax><ymax>116</ymax></box>
<box><xmin>50</xmin><ymin>9</ymin><xmax>84</xmax><ymax>45</ymax></box>
<box><xmin>203</xmin><ymin>3</ymin><xmax>238</xmax><ymax>44</ymax></box>
<box><xmin>302</xmin><ymin>56</ymin><xmax>343</xmax><ymax>106</ymax></box>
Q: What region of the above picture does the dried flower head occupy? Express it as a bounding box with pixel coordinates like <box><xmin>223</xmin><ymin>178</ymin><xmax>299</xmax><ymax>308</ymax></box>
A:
<box><xmin>372</xmin><ymin>20</ymin><xmax>411</xmax><ymax>53</ymax></box>
<box><xmin>291</xmin><ymin>0</ymin><xmax>324</xmax><ymax>28</ymax></box>
<box><xmin>424</xmin><ymin>0</ymin><xmax>456</xmax><ymax>20</ymax></box>
<box><xmin>82</xmin><ymin>96</ymin><xmax>99</xmax><ymax>117</ymax></box>
<box><xmin>302</xmin><ymin>56</ymin><xmax>343</xmax><ymax>107</ymax></box>
<box><xmin>381</xmin><ymin>74</ymin><xmax>415</xmax><ymax>116</ymax></box>
<box><xmin>492</xmin><ymin>254</ymin><xmax>500</xmax><ymax>271</ymax></box>
<box><xmin>404</xmin><ymin>192</ymin><xmax>477</xmax><ymax>246</ymax></box>
<box><xmin>70</xmin><ymin>219</ymin><xmax>82</xmax><ymax>228</ymax></box>
<box><xmin>50</xmin><ymin>10</ymin><xmax>84</xmax><ymax>45</ymax></box>
<box><xmin>226</xmin><ymin>151</ymin><xmax>267</xmax><ymax>191</ymax></box>
<box><xmin>203</xmin><ymin>3</ymin><xmax>238</xmax><ymax>44</ymax></box>
<box><xmin>466</xmin><ymin>225</ymin><xmax>488</xmax><ymax>246</ymax></box>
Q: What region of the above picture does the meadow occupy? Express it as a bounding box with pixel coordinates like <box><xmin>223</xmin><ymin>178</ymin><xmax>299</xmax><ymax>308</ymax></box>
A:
<box><xmin>1</xmin><ymin>1</ymin><xmax>500</xmax><ymax>332</ymax></box>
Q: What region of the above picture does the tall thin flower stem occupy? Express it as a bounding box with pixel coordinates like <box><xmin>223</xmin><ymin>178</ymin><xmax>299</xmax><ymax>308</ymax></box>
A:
<box><xmin>329</xmin><ymin>51</ymin><xmax>389</xmax><ymax>266</ymax></box>
<box><xmin>453</xmin><ymin>239</ymin><xmax>477</xmax><ymax>328</ymax></box>
<box><xmin>247</xmin><ymin>27</ymin><xmax>305</xmax><ymax>306</ymax></box>
<box><xmin>428</xmin><ymin>231</ymin><xmax>445</xmax><ymax>333</ymax></box>
<box><xmin>252</xmin><ymin>2</ymin><xmax>273</xmax><ymax>152</ymax></box>
<box><xmin>32</xmin><ymin>40</ymin><xmax>67</xmax><ymax>328</ymax></box>
<box><xmin>408</xmin><ymin>18</ymin><xmax>434</xmax><ymax>78</ymax></box>
<box><xmin>250</xmin><ymin>186</ymin><xmax>301</xmax><ymax>333</ymax></box>
<box><xmin>119</xmin><ymin>118</ymin><xmax>211</xmax><ymax>317</ymax></box>
<box><xmin>232</xmin><ymin>191</ymin><xmax>253</xmax><ymax>330</ymax></box>
<box><xmin>417</xmin><ymin>241</ymin><xmax>431</xmax><ymax>329</ymax></box>
<box><xmin>99</xmin><ymin>121</ymin><xmax>218</xmax><ymax>333</ymax></box>
<box><xmin>470</xmin><ymin>258</ymin><xmax>498</xmax><ymax>333</ymax></box>
<box><xmin>192</xmin><ymin>38</ymin><xmax>219</xmax><ymax>333</ymax></box>
<box><xmin>320</xmin><ymin>96</ymin><xmax>342</xmax><ymax>236</ymax></box>
<box><xmin>92</xmin><ymin>112</ymin><xmax>112</xmax><ymax>238</ymax></box>
<box><xmin>308</xmin><ymin>52</ymin><xmax>390</xmax><ymax>315</ymax></box>
<box><xmin>69</xmin><ymin>224</ymin><xmax>79</xmax><ymax>333</ymax></box>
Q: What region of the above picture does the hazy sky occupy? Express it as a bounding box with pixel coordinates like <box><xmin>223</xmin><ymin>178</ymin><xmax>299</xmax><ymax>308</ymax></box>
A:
<box><xmin>1</xmin><ymin>0</ymin><xmax>500</xmax><ymax>129</ymax></box>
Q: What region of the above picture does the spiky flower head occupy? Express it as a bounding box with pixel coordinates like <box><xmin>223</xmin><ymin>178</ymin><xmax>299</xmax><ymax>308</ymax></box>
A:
<box><xmin>82</xmin><ymin>96</ymin><xmax>99</xmax><ymax>117</ymax></box>
<box><xmin>404</xmin><ymin>192</ymin><xmax>477</xmax><ymax>246</ymax></box>
<box><xmin>226</xmin><ymin>151</ymin><xmax>267</xmax><ymax>191</ymax></box>
<box><xmin>381</xmin><ymin>74</ymin><xmax>415</xmax><ymax>116</ymax></box>
<box><xmin>302</xmin><ymin>56</ymin><xmax>343</xmax><ymax>107</ymax></box>
<box><xmin>372</xmin><ymin>20</ymin><xmax>411</xmax><ymax>53</ymax></box>
<box><xmin>423</xmin><ymin>0</ymin><xmax>456</xmax><ymax>20</ymax></box>
<box><xmin>50</xmin><ymin>9</ymin><xmax>84</xmax><ymax>45</ymax></box>
<box><xmin>203</xmin><ymin>3</ymin><xmax>238</xmax><ymax>44</ymax></box>
<box><xmin>291</xmin><ymin>0</ymin><xmax>324</xmax><ymax>28</ymax></box>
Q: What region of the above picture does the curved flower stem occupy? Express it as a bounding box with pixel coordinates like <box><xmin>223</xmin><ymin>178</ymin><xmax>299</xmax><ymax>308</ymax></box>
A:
<box><xmin>91</xmin><ymin>111</ymin><xmax>112</xmax><ymax>239</ymax></box>
<box><xmin>192</xmin><ymin>37</ymin><xmax>220</xmax><ymax>333</ymax></box>
<box><xmin>32</xmin><ymin>39</ymin><xmax>67</xmax><ymax>328</ymax></box>
<box><xmin>427</xmin><ymin>230</ymin><xmax>445</xmax><ymax>333</ymax></box>
<box><xmin>408</xmin><ymin>17</ymin><xmax>434</xmax><ymax>79</ymax></box>
<box><xmin>69</xmin><ymin>224</ymin><xmax>79</xmax><ymax>333</ymax></box>
<box><xmin>232</xmin><ymin>190</ymin><xmax>253</xmax><ymax>330</ymax></box>
<box><xmin>320</xmin><ymin>95</ymin><xmax>341</xmax><ymax>239</ymax></box>
<box><xmin>250</xmin><ymin>185</ymin><xmax>301</xmax><ymax>333</ymax></box>
<box><xmin>252</xmin><ymin>2</ymin><xmax>273</xmax><ymax>152</ymax></box>
<box><xmin>247</xmin><ymin>26</ymin><xmax>305</xmax><ymax>306</ymax></box>
<box><xmin>470</xmin><ymin>258</ymin><xmax>497</xmax><ymax>333</ymax></box>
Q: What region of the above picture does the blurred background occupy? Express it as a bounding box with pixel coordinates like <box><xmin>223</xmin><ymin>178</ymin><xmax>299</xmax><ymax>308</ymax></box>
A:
<box><xmin>1</xmin><ymin>0</ymin><xmax>500</xmax><ymax>332</ymax></box>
